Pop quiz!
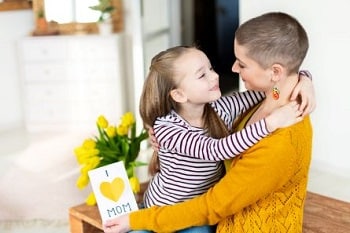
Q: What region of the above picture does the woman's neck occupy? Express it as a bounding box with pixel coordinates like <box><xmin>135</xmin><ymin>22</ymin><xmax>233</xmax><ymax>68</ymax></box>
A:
<box><xmin>248</xmin><ymin>74</ymin><xmax>299</xmax><ymax>124</ymax></box>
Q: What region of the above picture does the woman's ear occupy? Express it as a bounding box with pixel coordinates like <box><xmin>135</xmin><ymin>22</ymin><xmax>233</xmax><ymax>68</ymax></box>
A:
<box><xmin>270</xmin><ymin>64</ymin><xmax>284</xmax><ymax>82</ymax></box>
<box><xmin>170</xmin><ymin>89</ymin><xmax>187</xmax><ymax>103</ymax></box>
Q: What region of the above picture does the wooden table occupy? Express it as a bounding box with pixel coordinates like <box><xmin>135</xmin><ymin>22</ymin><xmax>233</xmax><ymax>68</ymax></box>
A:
<box><xmin>69</xmin><ymin>203</ymin><xmax>103</xmax><ymax>233</ymax></box>
<box><xmin>69</xmin><ymin>192</ymin><xmax>350</xmax><ymax>233</ymax></box>
<box><xmin>303</xmin><ymin>192</ymin><xmax>350</xmax><ymax>233</ymax></box>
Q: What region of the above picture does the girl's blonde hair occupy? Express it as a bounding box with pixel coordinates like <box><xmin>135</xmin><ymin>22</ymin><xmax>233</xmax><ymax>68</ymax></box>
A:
<box><xmin>139</xmin><ymin>46</ymin><xmax>230</xmax><ymax>175</ymax></box>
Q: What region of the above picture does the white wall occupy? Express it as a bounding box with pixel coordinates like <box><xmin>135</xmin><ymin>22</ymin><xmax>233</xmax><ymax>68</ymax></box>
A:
<box><xmin>0</xmin><ymin>10</ymin><xmax>33</xmax><ymax>131</ymax></box>
<box><xmin>239</xmin><ymin>1</ymin><xmax>350</xmax><ymax>178</ymax></box>
<box><xmin>0</xmin><ymin>1</ymin><xmax>349</xmax><ymax>180</ymax></box>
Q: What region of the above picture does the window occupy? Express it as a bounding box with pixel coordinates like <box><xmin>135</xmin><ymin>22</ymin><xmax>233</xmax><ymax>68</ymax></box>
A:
<box><xmin>44</xmin><ymin>0</ymin><xmax>100</xmax><ymax>23</ymax></box>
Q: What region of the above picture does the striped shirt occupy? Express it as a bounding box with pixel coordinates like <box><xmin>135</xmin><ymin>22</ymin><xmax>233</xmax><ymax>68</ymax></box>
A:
<box><xmin>143</xmin><ymin>90</ymin><xmax>269</xmax><ymax>207</ymax></box>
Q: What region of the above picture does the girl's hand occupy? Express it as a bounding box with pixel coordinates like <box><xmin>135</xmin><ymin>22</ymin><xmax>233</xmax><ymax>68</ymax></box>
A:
<box><xmin>265</xmin><ymin>101</ymin><xmax>303</xmax><ymax>132</ymax></box>
<box><xmin>291</xmin><ymin>72</ymin><xmax>316</xmax><ymax>116</ymax></box>
<box><xmin>148</xmin><ymin>127</ymin><xmax>160</xmax><ymax>151</ymax></box>
<box><xmin>103</xmin><ymin>214</ymin><xmax>130</xmax><ymax>233</ymax></box>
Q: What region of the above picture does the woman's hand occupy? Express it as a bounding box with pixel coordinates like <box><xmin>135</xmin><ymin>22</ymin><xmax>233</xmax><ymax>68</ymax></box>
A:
<box><xmin>291</xmin><ymin>72</ymin><xmax>316</xmax><ymax>116</ymax></box>
<box><xmin>103</xmin><ymin>214</ymin><xmax>130</xmax><ymax>233</ymax></box>
<box><xmin>265</xmin><ymin>101</ymin><xmax>303</xmax><ymax>132</ymax></box>
<box><xmin>148</xmin><ymin>127</ymin><xmax>159</xmax><ymax>151</ymax></box>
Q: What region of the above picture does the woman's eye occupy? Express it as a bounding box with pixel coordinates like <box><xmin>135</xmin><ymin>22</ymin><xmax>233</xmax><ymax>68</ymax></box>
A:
<box><xmin>238</xmin><ymin>63</ymin><xmax>245</xmax><ymax>68</ymax></box>
<box><xmin>199</xmin><ymin>73</ymin><xmax>205</xmax><ymax>79</ymax></box>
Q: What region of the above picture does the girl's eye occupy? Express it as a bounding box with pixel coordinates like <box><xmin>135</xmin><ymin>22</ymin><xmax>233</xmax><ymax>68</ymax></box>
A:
<box><xmin>238</xmin><ymin>63</ymin><xmax>245</xmax><ymax>68</ymax></box>
<box><xmin>199</xmin><ymin>73</ymin><xmax>205</xmax><ymax>79</ymax></box>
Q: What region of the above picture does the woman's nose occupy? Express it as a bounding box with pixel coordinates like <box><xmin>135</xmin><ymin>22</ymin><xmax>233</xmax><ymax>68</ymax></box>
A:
<box><xmin>232</xmin><ymin>61</ymin><xmax>239</xmax><ymax>73</ymax></box>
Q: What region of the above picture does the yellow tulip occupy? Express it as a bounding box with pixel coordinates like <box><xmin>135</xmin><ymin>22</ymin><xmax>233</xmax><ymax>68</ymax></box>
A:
<box><xmin>97</xmin><ymin>115</ymin><xmax>108</xmax><ymax>129</ymax></box>
<box><xmin>129</xmin><ymin>176</ymin><xmax>140</xmax><ymax>194</ymax></box>
<box><xmin>74</xmin><ymin>147</ymin><xmax>89</xmax><ymax>164</ymax></box>
<box><xmin>86</xmin><ymin>192</ymin><xmax>96</xmax><ymax>206</ymax></box>
<box><xmin>76</xmin><ymin>174</ymin><xmax>89</xmax><ymax>189</ymax></box>
<box><xmin>116</xmin><ymin>124</ymin><xmax>128</xmax><ymax>136</ymax></box>
<box><xmin>121</xmin><ymin>112</ymin><xmax>135</xmax><ymax>127</ymax></box>
<box><xmin>80</xmin><ymin>156</ymin><xmax>100</xmax><ymax>173</ymax></box>
<box><xmin>87</xmin><ymin>156</ymin><xmax>101</xmax><ymax>169</ymax></box>
<box><xmin>106</xmin><ymin>126</ymin><xmax>116</xmax><ymax>138</ymax></box>
<box><xmin>80</xmin><ymin>165</ymin><xmax>90</xmax><ymax>175</ymax></box>
<box><xmin>74</xmin><ymin>146</ymin><xmax>85</xmax><ymax>158</ymax></box>
<box><xmin>82</xmin><ymin>138</ymin><xmax>96</xmax><ymax>149</ymax></box>
<box><xmin>74</xmin><ymin>147</ymin><xmax>99</xmax><ymax>165</ymax></box>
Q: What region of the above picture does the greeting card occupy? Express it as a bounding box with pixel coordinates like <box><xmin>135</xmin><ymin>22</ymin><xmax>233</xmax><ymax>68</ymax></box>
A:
<box><xmin>88</xmin><ymin>161</ymin><xmax>139</xmax><ymax>222</ymax></box>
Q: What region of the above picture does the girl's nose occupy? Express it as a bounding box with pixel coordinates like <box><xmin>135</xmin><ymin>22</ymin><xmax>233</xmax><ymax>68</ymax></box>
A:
<box><xmin>212</xmin><ymin>71</ymin><xmax>219</xmax><ymax>81</ymax></box>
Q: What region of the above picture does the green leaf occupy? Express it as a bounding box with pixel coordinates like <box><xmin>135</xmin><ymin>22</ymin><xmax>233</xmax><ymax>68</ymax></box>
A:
<box><xmin>133</xmin><ymin>160</ymin><xmax>148</xmax><ymax>167</ymax></box>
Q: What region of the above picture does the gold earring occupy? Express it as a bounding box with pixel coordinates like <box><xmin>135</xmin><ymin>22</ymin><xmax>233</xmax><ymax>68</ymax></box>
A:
<box><xmin>272</xmin><ymin>87</ymin><xmax>280</xmax><ymax>100</ymax></box>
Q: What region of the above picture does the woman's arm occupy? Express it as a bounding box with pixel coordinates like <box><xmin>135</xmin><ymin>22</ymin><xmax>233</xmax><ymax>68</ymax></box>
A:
<box><xmin>103</xmin><ymin>128</ymin><xmax>299</xmax><ymax>233</ymax></box>
<box><xmin>291</xmin><ymin>71</ymin><xmax>316</xmax><ymax>116</ymax></box>
<box><xmin>131</xmin><ymin>133</ymin><xmax>295</xmax><ymax>230</ymax></box>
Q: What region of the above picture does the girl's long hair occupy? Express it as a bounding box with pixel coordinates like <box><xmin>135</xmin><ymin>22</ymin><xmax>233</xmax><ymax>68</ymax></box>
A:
<box><xmin>139</xmin><ymin>46</ymin><xmax>230</xmax><ymax>176</ymax></box>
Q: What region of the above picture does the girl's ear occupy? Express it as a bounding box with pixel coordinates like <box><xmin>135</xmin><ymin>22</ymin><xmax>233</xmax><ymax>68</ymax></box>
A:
<box><xmin>170</xmin><ymin>89</ymin><xmax>187</xmax><ymax>103</ymax></box>
<box><xmin>271</xmin><ymin>64</ymin><xmax>283</xmax><ymax>82</ymax></box>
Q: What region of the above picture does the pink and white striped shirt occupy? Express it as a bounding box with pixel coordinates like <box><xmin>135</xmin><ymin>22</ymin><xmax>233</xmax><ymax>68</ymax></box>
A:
<box><xmin>143</xmin><ymin>90</ymin><xmax>269</xmax><ymax>207</ymax></box>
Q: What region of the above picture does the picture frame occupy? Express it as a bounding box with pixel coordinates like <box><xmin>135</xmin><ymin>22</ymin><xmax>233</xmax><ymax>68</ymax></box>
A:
<box><xmin>0</xmin><ymin>0</ymin><xmax>32</xmax><ymax>11</ymax></box>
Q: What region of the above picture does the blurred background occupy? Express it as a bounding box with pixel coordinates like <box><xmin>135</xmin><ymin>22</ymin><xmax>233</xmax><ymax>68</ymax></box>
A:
<box><xmin>0</xmin><ymin>0</ymin><xmax>349</xmax><ymax>232</ymax></box>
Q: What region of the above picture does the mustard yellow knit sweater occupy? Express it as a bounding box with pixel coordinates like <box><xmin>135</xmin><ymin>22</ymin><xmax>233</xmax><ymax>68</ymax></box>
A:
<box><xmin>130</xmin><ymin>115</ymin><xmax>313</xmax><ymax>232</ymax></box>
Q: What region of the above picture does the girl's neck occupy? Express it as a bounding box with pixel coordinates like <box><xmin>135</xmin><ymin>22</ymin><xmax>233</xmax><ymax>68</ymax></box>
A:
<box><xmin>177</xmin><ymin>104</ymin><xmax>205</xmax><ymax>128</ymax></box>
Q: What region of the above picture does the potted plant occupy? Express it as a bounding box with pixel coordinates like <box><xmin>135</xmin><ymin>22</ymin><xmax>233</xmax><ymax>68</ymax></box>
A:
<box><xmin>36</xmin><ymin>8</ymin><xmax>48</xmax><ymax>32</ymax></box>
<box><xmin>89</xmin><ymin>0</ymin><xmax>115</xmax><ymax>34</ymax></box>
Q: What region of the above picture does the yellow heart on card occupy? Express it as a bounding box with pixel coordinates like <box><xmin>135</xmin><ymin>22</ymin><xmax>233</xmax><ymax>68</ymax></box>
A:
<box><xmin>100</xmin><ymin>177</ymin><xmax>125</xmax><ymax>202</ymax></box>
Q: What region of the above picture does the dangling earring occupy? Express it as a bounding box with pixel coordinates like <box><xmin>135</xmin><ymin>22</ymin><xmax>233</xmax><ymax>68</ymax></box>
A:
<box><xmin>272</xmin><ymin>87</ymin><xmax>280</xmax><ymax>100</ymax></box>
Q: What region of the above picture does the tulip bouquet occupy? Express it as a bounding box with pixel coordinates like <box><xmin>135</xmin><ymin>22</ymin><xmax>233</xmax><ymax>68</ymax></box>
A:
<box><xmin>74</xmin><ymin>112</ymin><xmax>148</xmax><ymax>205</ymax></box>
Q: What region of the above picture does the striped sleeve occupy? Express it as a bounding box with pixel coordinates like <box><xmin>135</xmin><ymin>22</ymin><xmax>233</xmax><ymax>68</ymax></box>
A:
<box><xmin>211</xmin><ymin>90</ymin><xmax>265</xmax><ymax>127</ymax></box>
<box><xmin>154</xmin><ymin>117</ymin><xmax>269</xmax><ymax>161</ymax></box>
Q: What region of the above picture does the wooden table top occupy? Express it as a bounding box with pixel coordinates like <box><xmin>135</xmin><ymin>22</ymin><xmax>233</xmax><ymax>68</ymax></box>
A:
<box><xmin>69</xmin><ymin>191</ymin><xmax>350</xmax><ymax>232</ymax></box>
<box><xmin>69</xmin><ymin>203</ymin><xmax>102</xmax><ymax>230</ymax></box>
<box><xmin>303</xmin><ymin>192</ymin><xmax>350</xmax><ymax>233</ymax></box>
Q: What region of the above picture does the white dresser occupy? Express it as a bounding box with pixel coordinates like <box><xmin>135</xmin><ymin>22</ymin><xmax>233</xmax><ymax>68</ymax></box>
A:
<box><xmin>18</xmin><ymin>34</ymin><xmax>127</xmax><ymax>132</ymax></box>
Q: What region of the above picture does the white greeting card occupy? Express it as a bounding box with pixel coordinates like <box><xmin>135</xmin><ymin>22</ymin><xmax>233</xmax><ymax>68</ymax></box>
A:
<box><xmin>88</xmin><ymin>161</ymin><xmax>139</xmax><ymax>223</ymax></box>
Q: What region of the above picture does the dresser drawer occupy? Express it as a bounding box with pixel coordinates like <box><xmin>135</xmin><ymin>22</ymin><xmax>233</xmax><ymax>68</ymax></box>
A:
<box><xmin>72</xmin><ymin>99</ymin><xmax>123</xmax><ymax>128</ymax></box>
<box><xmin>24</xmin><ymin>101</ymin><xmax>72</xmax><ymax>124</ymax></box>
<box><xmin>24</xmin><ymin>84</ymin><xmax>72</xmax><ymax>125</ymax></box>
<box><xmin>68</xmin><ymin>37</ymin><xmax>118</xmax><ymax>60</ymax></box>
<box><xmin>68</xmin><ymin>60</ymin><xmax>119</xmax><ymax>82</ymax></box>
<box><xmin>20</xmin><ymin>39</ymin><xmax>67</xmax><ymax>61</ymax></box>
<box><xmin>23</xmin><ymin>63</ymin><xmax>67</xmax><ymax>82</ymax></box>
<box><xmin>25</xmin><ymin>84</ymin><xmax>72</xmax><ymax>102</ymax></box>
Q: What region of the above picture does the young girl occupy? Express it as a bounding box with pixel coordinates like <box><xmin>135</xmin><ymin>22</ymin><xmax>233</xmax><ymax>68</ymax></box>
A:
<box><xmin>128</xmin><ymin>46</ymin><xmax>311</xmax><ymax>233</ymax></box>
<box><xmin>104</xmin><ymin>12</ymin><xmax>314</xmax><ymax>233</ymax></box>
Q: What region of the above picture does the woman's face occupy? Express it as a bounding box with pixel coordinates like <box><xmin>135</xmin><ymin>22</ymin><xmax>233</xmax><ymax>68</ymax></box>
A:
<box><xmin>231</xmin><ymin>40</ymin><xmax>272</xmax><ymax>92</ymax></box>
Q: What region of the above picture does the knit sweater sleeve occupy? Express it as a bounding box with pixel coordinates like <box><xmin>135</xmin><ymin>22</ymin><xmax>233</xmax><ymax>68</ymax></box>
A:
<box><xmin>130</xmin><ymin>129</ymin><xmax>297</xmax><ymax>232</ymax></box>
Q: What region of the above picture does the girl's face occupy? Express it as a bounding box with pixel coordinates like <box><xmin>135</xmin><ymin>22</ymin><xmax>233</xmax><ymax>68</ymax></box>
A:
<box><xmin>174</xmin><ymin>49</ymin><xmax>221</xmax><ymax>104</ymax></box>
<box><xmin>231</xmin><ymin>40</ymin><xmax>273</xmax><ymax>92</ymax></box>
